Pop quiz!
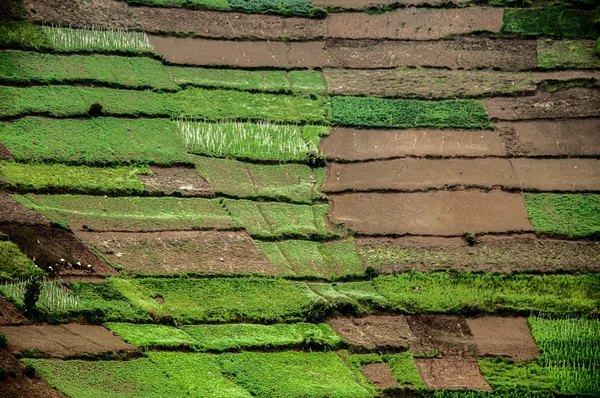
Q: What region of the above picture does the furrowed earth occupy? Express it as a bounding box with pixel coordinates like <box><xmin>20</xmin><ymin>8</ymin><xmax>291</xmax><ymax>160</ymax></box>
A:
<box><xmin>0</xmin><ymin>0</ymin><xmax>599</xmax><ymax>397</ymax></box>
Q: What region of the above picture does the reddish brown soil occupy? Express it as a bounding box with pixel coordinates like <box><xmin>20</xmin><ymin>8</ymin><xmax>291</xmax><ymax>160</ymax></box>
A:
<box><xmin>0</xmin><ymin>324</ymin><xmax>136</xmax><ymax>357</ymax></box>
<box><xmin>139</xmin><ymin>166</ymin><xmax>213</xmax><ymax>197</ymax></box>
<box><xmin>328</xmin><ymin>8</ymin><xmax>503</xmax><ymax>40</ymax></box>
<box><xmin>484</xmin><ymin>88</ymin><xmax>600</xmax><ymax>120</ymax></box>
<box><xmin>328</xmin><ymin>315</ymin><xmax>417</xmax><ymax>351</ymax></box>
<box><xmin>496</xmin><ymin>119</ymin><xmax>600</xmax><ymax>157</ymax></box>
<box><xmin>0</xmin><ymin>350</ymin><xmax>67</xmax><ymax>398</ymax></box>
<box><xmin>313</xmin><ymin>0</ymin><xmax>469</xmax><ymax>7</ymax></box>
<box><xmin>512</xmin><ymin>158</ymin><xmax>600</xmax><ymax>192</ymax></box>
<box><xmin>321</xmin><ymin>128</ymin><xmax>506</xmax><ymax>161</ymax></box>
<box><xmin>77</xmin><ymin>230</ymin><xmax>277</xmax><ymax>275</ymax></box>
<box><xmin>329</xmin><ymin>191</ymin><xmax>534</xmax><ymax>236</ymax></box>
<box><xmin>136</xmin><ymin>7</ymin><xmax>326</xmax><ymax>39</ymax></box>
<box><xmin>0</xmin><ymin>193</ymin><xmax>48</xmax><ymax>225</ymax></box>
<box><xmin>414</xmin><ymin>358</ymin><xmax>492</xmax><ymax>391</ymax></box>
<box><xmin>0</xmin><ymin>224</ymin><xmax>116</xmax><ymax>276</ymax></box>
<box><xmin>0</xmin><ymin>142</ymin><xmax>13</xmax><ymax>160</ymax></box>
<box><xmin>467</xmin><ymin>316</ymin><xmax>540</xmax><ymax>361</ymax></box>
<box><xmin>326</xmin><ymin>38</ymin><xmax>537</xmax><ymax>70</ymax></box>
<box><xmin>24</xmin><ymin>0</ymin><xmax>139</xmax><ymax>29</ymax></box>
<box><xmin>324</xmin><ymin>159</ymin><xmax>520</xmax><ymax>193</ymax></box>
<box><xmin>407</xmin><ymin>315</ymin><xmax>477</xmax><ymax>357</ymax></box>
<box><xmin>0</xmin><ymin>295</ymin><xmax>29</xmax><ymax>326</ymax></box>
<box><xmin>324</xmin><ymin>68</ymin><xmax>536</xmax><ymax>99</ymax></box>
<box><xmin>361</xmin><ymin>363</ymin><xmax>398</xmax><ymax>389</ymax></box>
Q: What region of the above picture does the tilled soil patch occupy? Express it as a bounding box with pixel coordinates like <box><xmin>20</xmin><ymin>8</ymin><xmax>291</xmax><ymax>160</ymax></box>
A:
<box><xmin>329</xmin><ymin>191</ymin><xmax>533</xmax><ymax>236</ymax></box>
<box><xmin>484</xmin><ymin>88</ymin><xmax>600</xmax><ymax>120</ymax></box>
<box><xmin>0</xmin><ymin>224</ymin><xmax>116</xmax><ymax>275</ymax></box>
<box><xmin>328</xmin><ymin>315</ymin><xmax>417</xmax><ymax>351</ymax></box>
<box><xmin>467</xmin><ymin>316</ymin><xmax>540</xmax><ymax>361</ymax></box>
<box><xmin>77</xmin><ymin>230</ymin><xmax>278</xmax><ymax>275</ymax></box>
<box><xmin>361</xmin><ymin>363</ymin><xmax>398</xmax><ymax>389</ymax></box>
<box><xmin>328</xmin><ymin>8</ymin><xmax>503</xmax><ymax>40</ymax></box>
<box><xmin>407</xmin><ymin>315</ymin><xmax>477</xmax><ymax>357</ymax></box>
<box><xmin>415</xmin><ymin>358</ymin><xmax>492</xmax><ymax>391</ymax></box>
<box><xmin>324</xmin><ymin>158</ymin><xmax>520</xmax><ymax>193</ymax></box>
<box><xmin>496</xmin><ymin>119</ymin><xmax>600</xmax><ymax>157</ymax></box>
<box><xmin>0</xmin><ymin>350</ymin><xmax>68</xmax><ymax>398</ymax></box>
<box><xmin>0</xmin><ymin>193</ymin><xmax>48</xmax><ymax>225</ymax></box>
<box><xmin>321</xmin><ymin>128</ymin><xmax>506</xmax><ymax>161</ymax></box>
<box><xmin>512</xmin><ymin>158</ymin><xmax>600</xmax><ymax>192</ymax></box>
<box><xmin>138</xmin><ymin>166</ymin><xmax>213</xmax><ymax>197</ymax></box>
<box><xmin>0</xmin><ymin>324</ymin><xmax>136</xmax><ymax>357</ymax></box>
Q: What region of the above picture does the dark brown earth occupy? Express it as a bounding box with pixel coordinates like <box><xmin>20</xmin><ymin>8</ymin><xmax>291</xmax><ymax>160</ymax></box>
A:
<box><xmin>135</xmin><ymin>7</ymin><xmax>326</xmax><ymax>40</ymax></box>
<box><xmin>415</xmin><ymin>358</ymin><xmax>492</xmax><ymax>391</ymax></box>
<box><xmin>313</xmin><ymin>0</ymin><xmax>469</xmax><ymax>7</ymax></box>
<box><xmin>357</xmin><ymin>235</ymin><xmax>600</xmax><ymax>274</ymax></box>
<box><xmin>138</xmin><ymin>166</ymin><xmax>213</xmax><ymax>197</ymax></box>
<box><xmin>328</xmin><ymin>8</ymin><xmax>503</xmax><ymax>40</ymax></box>
<box><xmin>0</xmin><ymin>193</ymin><xmax>48</xmax><ymax>225</ymax></box>
<box><xmin>77</xmin><ymin>230</ymin><xmax>277</xmax><ymax>275</ymax></box>
<box><xmin>484</xmin><ymin>88</ymin><xmax>600</xmax><ymax>120</ymax></box>
<box><xmin>0</xmin><ymin>295</ymin><xmax>29</xmax><ymax>326</ymax></box>
<box><xmin>0</xmin><ymin>350</ymin><xmax>68</xmax><ymax>398</ymax></box>
<box><xmin>324</xmin><ymin>159</ymin><xmax>520</xmax><ymax>193</ymax></box>
<box><xmin>324</xmin><ymin>68</ymin><xmax>536</xmax><ymax>99</ymax></box>
<box><xmin>328</xmin><ymin>315</ymin><xmax>417</xmax><ymax>351</ymax></box>
<box><xmin>496</xmin><ymin>119</ymin><xmax>600</xmax><ymax>157</ymax></box>
<box><xmin>361</xmin><ymin>363</ymin><xmax>398</xmax><ymax>389</ymax></box>
<box><xmin>467</xmin><ymin>316</ymin><xmax>540</xmax><ymax>361</ymax></box>
<box><xmin>24</xmin><ymin>0</ymin><xmax>139</xmax><ymax>29</ymax></box>
<box><xmin>0</xmin><ymin>224</ymin><xmax>116</xmax><ymax>275</ymax></box>
<box><xmin>512</xmin><ymin>158</ymin><xmax>600</xmax><ymax>192</ymax></box>
<box><xmin>407</xmin><ymin>315</ymin><xmax>477</xmax><ymax>357</ymax></box>
<box><xmin>0</xmin><ymin>324</ymin><xmax>136</xmax><ymax>357</ymax></box>
<box><xmin>329</xmin><ymin>191</ymin><xmax>534</xmax><ymax>236</ymax></box>
<box><xmin>0</xmin><ymin>142</ymin><xmax>13</xmax><ymax>160</ymax></box>
<box><xmin>321</xmin><ymin>128</ymin><xmax>506</xmax><ymax>161</ymax></box>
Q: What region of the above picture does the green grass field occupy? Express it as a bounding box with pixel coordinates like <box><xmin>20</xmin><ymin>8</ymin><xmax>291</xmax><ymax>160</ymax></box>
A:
<box><xmin>0</xmin><ymin>241</ymin><xmax>44</xmax><ymax>280</ymax></box>
<box><xmin>502</xmin><ymin>8</ymin><xmax>598</xmax><ymax>38</ymax></box>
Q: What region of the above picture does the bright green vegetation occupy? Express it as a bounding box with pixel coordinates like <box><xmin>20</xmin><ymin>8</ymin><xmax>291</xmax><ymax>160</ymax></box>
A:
<box><xmin>13</xmin><ymin>194</ymin><xmax>236</xmax><ymax>232</ymax></box>
<box><xmin>524</xmin><ymin>194</ymin><xmax>600</xmax><ymax>238</ymax></box>
<box><xmin>0</xmin><ymin>51</ymin><xmax>177</xmax><ymax>90</ymax></box>
<box><xmin>0</xmin><ymin>20</ymin><xmax>49</xmax><ymax>51</ymax></box>
<box><xmin>106</xmin><ymin>322</ymin><xmax>344</xmax><ymax>351</ymax></box>
<box><xmin>0</xmin><ymin>86</ymin><xmax>330</xmax><ymax>123</ymax></box>
<box><xmin>0</xmin><ymin>241</ymin><xmax>44</xmax><ymax>280</ymax></box>
<box><xmin>331</xmin><ymin>96</ymin><xmax>491</xmax><ymax>129</ymax></box>
<box><xmin>478</xmin><ymin>358</ymin><xmax>556</xmax><ymax>394</ymax></box>
<box><xmin>126</xmin><ymin>0</ymin><xmax>315</xmax><ymax>16</ymax></box>
<box><xmin>384</xmin><ymin>352</ymin><xmax>426</xmax><ymax>390</ymax></box>
<box><xmin>194</xmin><ymin>156</ymin><xmax>324</xmax><ymax>204</ymax></box>
<box><xmin>218</xmin><ymin>351</ymin><xmax>373</xmax><ymax>398</ymax></box>
<box><xmin>222</xmin><ymin>199</ymin><xmax>335</xmax><ymax>239</ymax></box>
<box><xmin>111</xmin><ymin>277</ymin><xmax>325</xmax><ymax>323</ymax></box>
<box><xmin>23</xmin><ymin>358</ymin><xmax>187</xmax><ymax>397</ymax></box>
<box><xmin>256</xmin><ymin>239</ymin><xmax>364</xmax><ymax>279</ymax></box>
<box><xmin>127</xmin><ymin>0</ymin><xmax>231</xmax><ymax>11</ymax></box>
<box><xmin>502</xmin><ymin>8</ymin><xmax>598</xmax><ymax>38</ymax></box>
<box><xmin>537</xmin><ymin>39</ymin><xmax>600</xmax><ymax>69</ymax></box>
<box><xmin>147</xmin><ymin>352</ymin><xmax>252</xmax><ymax>398</ymax></box>
<box><xmin>0</xmin><ymin>162</ymin><xmax>150</xmax><ymax>195</ymax></box>
<box><xmin>178</xmin><ymin>120</ymin><xmax>329</xmax><ymax>162</ymax></box>
<box><xmin>0</xmin><ymin>117</ymin><xmax>190</xmax><ymax>166</ymax></box>
<box><xmin>0</xmin><ymin>278</ymin><xmax>79</xmax><ymax>312</ymax></box>
<box><xmin>288</xmin><ymin>70</ymin><xmax>326</xmax><ymax>94</ymax></box>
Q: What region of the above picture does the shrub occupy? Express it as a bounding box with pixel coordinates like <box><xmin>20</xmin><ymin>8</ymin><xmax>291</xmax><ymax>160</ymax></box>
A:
<box><xmin>23</xmin><ymin>278</ymin><xmax>42</xmax><ymax>312</ymax></box>
<box><xmin>0</xmin><ymin>333</ymin><xmax>6</xmax><ymax>349</ymax></box>
<box><xmin>24</xmin><ymin>364</ymin><xmax>35</xmax><ymax>378</ymax></box>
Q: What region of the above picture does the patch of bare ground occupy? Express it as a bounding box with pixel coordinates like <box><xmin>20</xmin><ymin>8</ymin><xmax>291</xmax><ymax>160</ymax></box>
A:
<box><xmin>495</xmin><ymin>119</ymin><xmax>600</xmax><ymax>157</ymax></box>
<box><xmin>0</xmin><ymin>324</ymin><xmax>136</xmax><ymax>357</ymax></box>
<box><xmin>76</xmin><ymin>230</ymin><xmax>278</xmax><ymax>275</ymax></box>
<box><xmin>415</xmin><ymin>358</ymin><xmax>492</xmax><ymax>391</ymax></box>
<box><xmin>23</xmin><ymin>0</ymin><xmax>139</xmax><ymax>29</ymax></box>
<box><xmin>467</xmin><ymin>316</ymin><xmax>540</xmax><ymax>361</ymax></box>
<box><xmin>138</xmin><ymin>166</ymin><xmax>213</xmax><ymax>197</ymax></box>
<box><xmin>0</xmin><ymin>142</ymin><xmax>13</xmax><ymax>160</ymax></box>
<box><xmin>324</xmin><ymin>68</ymin><xmax>536</xmax><ymax>99</ymax></box>
<box><xmin>361</xmin><ymin>363</ymin><xmax>398</xmax><ymax>389</ymax></box>
<box><xmin>313</xmin><ymin>0</ymin><xmax>469</xmax><ymax>7</ymax></box>
<box><xmin>0</xmin><ymin>193</ymin><xmax>48</xmax><ymax>225</ymax></box>
<box><xmin>0</xmin><ymin>224</ymin><xmax>116</xmax><ymax>276</ymax></box>
<box><xmin>0</xmin><ymin>350</ymin><xmax>67</xmax><ymax>398</ymax></box>
<box><xmin>328</xmin><ymin>315</ymin><xmax>417</xmax><ymax>351</ymax></box>
<box><xmin>512</xmin><ymin>158</ymin><xmax>600</xmax><ymax>192</ymax></box>
<box><xmin>324</xmin><ymin>159</ymin><xmax>520</xmax><ymax>193</ymax></box>
<box><xmin>329</xmin><ymin>191</ymin><xmax>533</xmax><ymax>236</ymax></box>
<box><xmin>0</xmin><ymin>295</ymin><xmax>29</xmax><ymax>326</ymax></box>
<box><xmin>407</xmin><ymin>315</ymin><xmax>477</xmax><ymax>357</ymax></box>
<box><xmin>326</xmin><ymin>37</ymin><xmax>537</xmax><ymax>70</ymax></box>
<box><xmin>328</xmin><ymin>8</ymin><xmax>503</xmax><ymax>40</ymax></box>
<box><xmin>321</xmin><ymin>128</ymin><xmax>506</xmax><ymax>161</ymax></box>
<box><xmin>357</xmin><ymin>235</ymin><xmax>600</xmax><ymax>274</ymax></box>
<box><xmin>135</xmin><ymin>7</ymin><xmax>326</xmax><ymax>40</ymax></box>
<box><xmin>484</xmin><ymin>88</ymin><xmax>600</xmax><ymax>120</ymax></box>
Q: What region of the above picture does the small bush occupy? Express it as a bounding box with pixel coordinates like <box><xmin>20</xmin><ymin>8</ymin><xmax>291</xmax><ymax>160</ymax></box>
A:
<box><xmin>9</xmin><ymin>369</ymin><xmax>17</xmax><ymax>378</ymax></box>
<box><xmin>0</xmin><ymin>333</ymin><xmax>6</xmax><ymax>349</ymax></box>
<box><xmin>24</xmin><ymin>364</ymin><xmax>35</xmax><ymax>378</ymax></box>
<box><xmin>0</xmin><ymin>366</ymin><xmax>5</xmax><ymax>380</ymax></box>
<box><xmin>23</xmin><ymin>279</ymin><xmax>42</xmax><ymax>312</ymax></box>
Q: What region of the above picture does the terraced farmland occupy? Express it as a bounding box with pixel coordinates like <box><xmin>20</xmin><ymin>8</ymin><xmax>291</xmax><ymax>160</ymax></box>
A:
<box><xmin>0</xmin><ymin>0</ymin><xmax>599</xmax><ymax>397</ymax></box>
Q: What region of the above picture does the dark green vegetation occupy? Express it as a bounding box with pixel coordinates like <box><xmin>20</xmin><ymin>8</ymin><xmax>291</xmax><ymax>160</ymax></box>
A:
<box><xmin>331</xmin><ymin>97</ymin><xmax>491</xmax><ymax>129</ymax></box>
<box><xmin>126</xmin><ymin>0</ymin><xmax>314</xmax><ymax>17</ymax></box>
<box><xmin>537</xmin><ymin>39</ymin><xmax>600</xmax><ymax>69</ymax></box>
<box><xmin>502</xmin><ymin>8</ymin><xmax>598</xmax><ymax>38</ymax></box>
<box><xmin>479</xmin><ymin>358</ymin><xmax>556</xmax><ymax>394</ymax></box>
<box><xmin>0</xmin><ymin>241</ymin><xmax>44</xmax><ymax>280</ymax></box>
<box><xmin>524</xmin><ymin>194</ymin><xmax>600</xmax><ymax>238</ymax></box>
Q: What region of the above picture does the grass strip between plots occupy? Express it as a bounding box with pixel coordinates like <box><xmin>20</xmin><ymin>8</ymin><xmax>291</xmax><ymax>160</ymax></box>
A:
<box><xmin>502</xmin><ymin>8</ymin><xmax>598</xmax><ymax>38</ymax></box>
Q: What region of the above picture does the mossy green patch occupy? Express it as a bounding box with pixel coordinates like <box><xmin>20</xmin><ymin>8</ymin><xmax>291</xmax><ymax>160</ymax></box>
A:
<box><xmin>502</xmin><ymin>8</ymin><xmax>598</xmax><ymax>38</ymax></box>
<box><xmin>478</xmin><ymin>358</ymin><xmax>556</xmax><ymax>394</ymax></box>
<box><xmin>537</xmin><ymin>39</ymin><xmax>600</xmax><ymax>69</ymax></box>
<box><xmin>0</xmin><ymin>241</ymin><xmax>44</xmax><ymax>280</ymax></box>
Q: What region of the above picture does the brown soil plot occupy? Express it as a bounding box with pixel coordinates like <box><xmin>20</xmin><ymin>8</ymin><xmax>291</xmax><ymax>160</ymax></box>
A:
<box><xmin>511</xmin><ymin>158</ymin><xmax>600</xmax><ymax>192</ymax></box>
<box><xmin>407</xmin><ymin>315</ymin><xmax>477</xmax><ymax>357</ymax></box>
<box><xmin>0</xmin><ymin>193</ymin><xmax>49</xmax><ymax>225</ymax></box>
<box><xmin>313</xmin><ymin>0</ymin><xmax>469</xmax><ymax>7</ymax></box>
<box><xmin>138</xmin><ymin>166</ymin><xmax>213</xmax><ymax>197</ymax></box>
<box><xmin>361</xmin><ymin>363</ymin><xmax>398</xmax><ymax>389</ymax></box>
<box><xmin>329</xmin><ymin>191</ymin><xmax>534</xmax><ymax>236</ymax></box>
<box><xmin>0</xmin><ymin>295</ymin><xmax>29</xmax><ymax>326</ymax></box>
<box><xmin>0</xmin><ymin>142</ymin><xmax>13</xmax><ymax>160</ymax></box>
<box><xmin>0</xmin><ymin>350</ymin><xmax>68</xmax><ymax>398</ymax></box>
<box><xmin>467</xmin><ymin>316</ymin><xmax>540</xmax><ymax>361</ymax></box>
<box><xmin>415</xmin><ymin>358</ymin><xmax>492</xmax><ymax>391</ymax></box>
<box><xmin>328</xmin><ymin>315</ymin><xmax>417</xmax><ymax>351</ymax></box>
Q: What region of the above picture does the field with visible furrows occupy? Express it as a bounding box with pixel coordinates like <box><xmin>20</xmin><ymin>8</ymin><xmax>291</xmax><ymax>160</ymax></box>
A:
<box><xmin>0</xmin><ymin>0</ymin><xmax>599</xmax><ymax>396</ymax></box>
